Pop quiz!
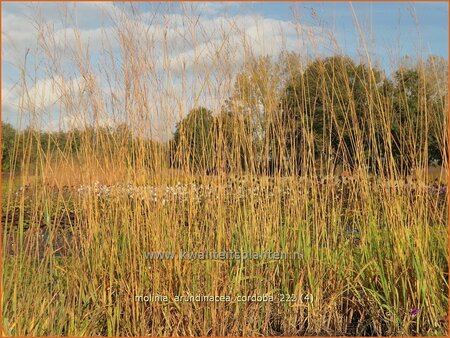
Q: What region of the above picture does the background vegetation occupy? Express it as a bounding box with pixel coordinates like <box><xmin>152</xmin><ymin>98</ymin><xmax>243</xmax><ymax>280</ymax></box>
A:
<box><xmin>2</xmin><ymin>54</ymin><xmax>446</xmax><ymax>175</ymax></box>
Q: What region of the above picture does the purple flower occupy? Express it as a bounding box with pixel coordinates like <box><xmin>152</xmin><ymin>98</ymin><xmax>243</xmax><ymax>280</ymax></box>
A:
<box><xmin>409</xmin><ymin>308</ymin><xmax>419</xmax><ymax>316</ymax></box>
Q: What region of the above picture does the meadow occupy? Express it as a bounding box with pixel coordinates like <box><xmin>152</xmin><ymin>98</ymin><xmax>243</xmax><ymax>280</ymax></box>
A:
<box><xmin>1</xmin><ymin>3</ymin><xmax>448</xmax><ymax>336</ymax></box>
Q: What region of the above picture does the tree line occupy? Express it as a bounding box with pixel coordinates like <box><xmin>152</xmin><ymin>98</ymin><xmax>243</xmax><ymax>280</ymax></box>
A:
<box><xmin>2</xmin><ymin>54</ymin><xmax>447</xmax><ymax>176</ymax></box>
<box><xmin>170</xmin><ymin>54</ymin><xmax>447</xmax><ymax>175</ymax></box>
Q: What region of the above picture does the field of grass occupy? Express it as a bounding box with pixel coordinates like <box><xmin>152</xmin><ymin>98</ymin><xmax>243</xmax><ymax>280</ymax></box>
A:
<box><xmin>2</xmin><ymin>171</ymin><xmax>448</xmax><ymax>335</ymax></box>
<box><xmin>1</xmin><ymin>3</ymin><xmax>448</xmax><ymax>336</ymax></box>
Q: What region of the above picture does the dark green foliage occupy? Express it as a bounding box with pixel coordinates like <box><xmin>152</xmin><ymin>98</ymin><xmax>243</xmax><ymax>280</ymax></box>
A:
<box><xmin>280</xmin><ymin>55</ymin><xmax>392</xmax><ymax>173</ymax></box>
<box><xmin>172</xmin><ymin>107</ymin><xmax>215</xmax><ymax>173</ymax></box>
<box><xmin>1</xmin><ymin>122</ymin><xmax>17</xmax><ymax>171</ymax></box>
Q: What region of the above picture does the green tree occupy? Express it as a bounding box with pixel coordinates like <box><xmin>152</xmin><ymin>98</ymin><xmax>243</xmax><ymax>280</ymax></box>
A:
<box><xmin>172</xmin><ymin>107</ymin><xmax>215</xmax><ymax>174</ymax></box>
<box><xmin>391</xmin><ymin>55</ymin><xmax>447</xmax><ymax>171</ymax></box>
<box><xmin>280</xmin><ymin>55</ymin><xmax>390</xmax><ymax>174</ymax></box>
<box><xmin>423</xmin><ymin>55</ymin><xmax>448</xmax><ymax>165</ymax></box>
<box><xmin>218</xmin><ymin>54</ymin><xmax>294</xmax><ymax>175</ymax></box>
<box><xmin>1</xmin><ymin>122</ymin><xmax>18</xmax><ymax>171</ymax></box>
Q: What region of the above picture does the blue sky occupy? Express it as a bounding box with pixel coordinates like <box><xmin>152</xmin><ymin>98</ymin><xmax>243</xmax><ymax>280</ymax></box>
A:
<box><xmin>204</xmin><ymin>2</ymin><xmax>448</xmax><ymax>70</ymax></box>
<box><xmin>135</xmin><ymin>1</ymin><xmax>449</xmax><ymax>60</ymax></box>
<box><xmin>2</xmin><ymin>1</ymin><xmax>448</xmax><ymax>132</ymax></box>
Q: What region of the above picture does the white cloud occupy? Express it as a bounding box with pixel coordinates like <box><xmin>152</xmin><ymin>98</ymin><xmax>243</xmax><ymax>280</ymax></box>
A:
<box><xmin>2</xmin><ymin>84</ymin><xmax>21</xmax><ymax>123</ymax></box>
<box><xmin>2</xmin><ymin>2</ymin><xmax>324</xmax><ymax>136</ymax></box>
<box><xmin>196</xmin><ymin>2</ymin><xmax>241</xmax><ymax>16</ymax></box>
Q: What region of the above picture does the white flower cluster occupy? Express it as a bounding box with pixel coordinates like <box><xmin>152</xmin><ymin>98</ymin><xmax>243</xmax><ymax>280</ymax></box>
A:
<box><xmin>73</xmin><ymin>180</ymin><xmax>295</xmax><ymax>203</ymax></box>
<box><xmin>12</xmin><ymin>178</ymin><xmax>446</xmax><ymax>202</ymax></box>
